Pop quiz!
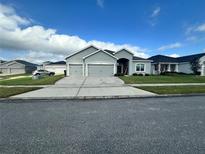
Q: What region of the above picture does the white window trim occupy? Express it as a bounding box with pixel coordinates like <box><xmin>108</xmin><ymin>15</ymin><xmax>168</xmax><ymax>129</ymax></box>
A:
<box><xmin>135</xmin><ymin>63</ymin><xmax>146</xmax><ymax>72</ymax></box>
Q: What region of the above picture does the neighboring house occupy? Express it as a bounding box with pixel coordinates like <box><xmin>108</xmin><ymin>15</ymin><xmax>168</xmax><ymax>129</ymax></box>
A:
<box><xmin>149</xmin><ymin>53</ymin><xmax>205</xmax><ymax>76</ymax></box>
<box><xmin>37</xmin><ymin>61</ymin><xmax>66</xmax><ymax>74</ymax></box>
<box><xmin>0</xmin><ymin>60</ymin><xmax>37</xmax><ymax>74</ymax></box>
<box><xmin>0</xmin><ymin>60</ymin><xmax>6</xmax><ymax>64</ymax></box>
<box><xmin>65</xmin><ymin>45</ymin><xmax>152</xmax><ymax>77</ymax></box>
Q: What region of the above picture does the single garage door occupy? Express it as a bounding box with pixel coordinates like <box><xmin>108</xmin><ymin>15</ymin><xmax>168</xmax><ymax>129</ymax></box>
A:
<box><xmin>88</xmin><ymin>64</ymin><xmax>114</xmax><ymax>77</ymax></box>
<box><xmin>69</xmin><ymin>64</ymin><xmax>83</xmax><ymax>76</ymax></box>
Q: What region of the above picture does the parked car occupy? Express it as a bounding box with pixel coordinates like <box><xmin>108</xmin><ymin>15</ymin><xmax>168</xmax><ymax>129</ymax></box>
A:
<box><xmin>32</xmin><ymin>70</ymin><xmax>55</xmax><ymax>76</ymax></box>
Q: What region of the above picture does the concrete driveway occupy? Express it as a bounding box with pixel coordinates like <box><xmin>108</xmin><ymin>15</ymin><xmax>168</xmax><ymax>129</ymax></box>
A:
<box><xmin>13</xmin><ymin>77</ymin><xmax>156</xmax><ymax>98</ymax></box>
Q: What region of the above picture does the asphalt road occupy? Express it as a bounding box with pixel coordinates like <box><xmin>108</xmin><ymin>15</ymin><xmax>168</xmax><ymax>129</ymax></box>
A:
<box><xmin>0</xmin><ymin>96</ymin><xmax>205</xmax><ymax>154</ymax></box>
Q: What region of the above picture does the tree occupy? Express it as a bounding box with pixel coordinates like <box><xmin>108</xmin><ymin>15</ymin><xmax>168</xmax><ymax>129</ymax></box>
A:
<box><xmin>190</xmin><ymin>58</ymin><xmax>201</xmax><ymax>75</ymax></box>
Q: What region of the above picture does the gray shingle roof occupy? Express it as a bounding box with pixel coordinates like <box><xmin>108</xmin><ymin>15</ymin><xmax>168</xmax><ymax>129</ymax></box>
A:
<box><xmin>104</xmin><ymin>49</ymin><xmax>116</xmax><ymax>55</ymax></box>
<box><xmin>15</xmin><ymin>60</ymin><xmax>37</xmax><ymax>66</ymax></box>
<box><xmin>149</xmin><ymin>53</ymin><xmax>205</xmax><ymax>63</ymax></box>
<box><xmin>148</xmin><ymin>55</ymin><xmax>178</xmax><ymax>63</ymax></box>
<box><xmin>177</xmin><ymin>53</ymin><xmax>205</xmax><ymax>62</ymax></box>
<box><xmin>133</xmin><ymin>56</ymin><xmax>148</xmax><ymax>60</ymax></box>
<box><xmin>48</xmin><ymin>61</ymin><xmax>66</xmax><ymax>65</ymax></box>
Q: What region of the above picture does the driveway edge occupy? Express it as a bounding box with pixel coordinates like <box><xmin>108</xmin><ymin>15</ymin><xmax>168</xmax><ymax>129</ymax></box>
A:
<box><xmin>1</xmin><ymin>93</ymin><xmax>205</xmax><ymax>101</ymax></box>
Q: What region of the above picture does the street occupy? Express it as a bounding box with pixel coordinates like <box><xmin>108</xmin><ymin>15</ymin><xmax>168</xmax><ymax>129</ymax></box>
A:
<box><xmin>0</xmin><ymin>96</ymin><xmax>205</xmax><ymax>154</ymax></box>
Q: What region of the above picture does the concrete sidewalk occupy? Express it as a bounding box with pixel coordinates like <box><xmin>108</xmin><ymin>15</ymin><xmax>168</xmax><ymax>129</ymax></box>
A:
<box><xmin>128</xmin><ymin>83</ymin><xmax>205</xmax><ymax>87</ymax></box>
<box><xmin>12</xmin><ymin>77</ymin><xmax>156</xmax><ymax>99</ymax></box>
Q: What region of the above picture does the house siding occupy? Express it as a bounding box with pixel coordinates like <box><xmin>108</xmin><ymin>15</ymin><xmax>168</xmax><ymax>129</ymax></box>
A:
<box><xmin>132</xmin><ymin>61</ymin><xmax>152</xmax><ymax>74</ymax></box>
<box><xmin>178</xmin><ymin>62</ymin><xmax>193</xmax><ymax>74</ymax></box>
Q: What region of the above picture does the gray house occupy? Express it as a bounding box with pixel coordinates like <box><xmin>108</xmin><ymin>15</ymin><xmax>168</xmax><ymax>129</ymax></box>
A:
<box><xmin>149</xmin><ymin>53</ymin><xmax>205</xmax><ymax>76</ymax></box>
<box><xmin>0</xmin><ymin>60</ymin><xmax>37</xmax><ymax>75</ymax></box>
<box><xmin>65</xmin><ymin>45</ymin><xmax>152</xmax><ymax>77</ymax></box>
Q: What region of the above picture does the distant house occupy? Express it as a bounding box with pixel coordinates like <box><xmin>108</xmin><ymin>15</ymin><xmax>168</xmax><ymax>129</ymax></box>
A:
<box><xmin>0</xmin><ymin>60</ymin><xmax>6</xmax><ymax>64</ymax></box>
<box><xmin>0</xmin><ymin>60</ymin><xmax>37</xmax><ymax>74</ymax></box>
<box><xmin>38</xmin><ymin>61</ymin><xmax>66</xmax><ymax>74</ymax></box>
<box><xmin>149</xmin><ymin>53</ymin><xmax>205</xmax><ymax>76</ymax></box>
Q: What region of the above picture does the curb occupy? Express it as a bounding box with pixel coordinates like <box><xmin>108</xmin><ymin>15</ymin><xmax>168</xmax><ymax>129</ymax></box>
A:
<box><xmin>1</xmin><ymin>93</ymin><xmax>205</xmax><ymax>101</ymax></box>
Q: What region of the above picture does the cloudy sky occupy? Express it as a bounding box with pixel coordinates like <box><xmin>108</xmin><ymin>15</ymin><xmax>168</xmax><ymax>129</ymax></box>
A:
<box><xmin>0</xmin><ymin>0</ymin><xmax>205</xmax><ymax>63</ymax></box>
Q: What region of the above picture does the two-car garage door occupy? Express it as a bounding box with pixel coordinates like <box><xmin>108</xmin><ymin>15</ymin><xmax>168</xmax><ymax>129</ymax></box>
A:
<box><xmin>87</xmin><ymin>64</ymin><xmax>114</xmax><ymax>77</ymax></box>
<box><xmin>68</xmin><ymin>64</ymin><xmax>114</xmax><ymax>76</ymax></box>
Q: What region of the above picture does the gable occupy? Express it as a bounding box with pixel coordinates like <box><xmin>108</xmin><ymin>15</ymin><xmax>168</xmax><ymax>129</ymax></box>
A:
<box><xmin>84</xmin><ymin>50</ymin><xmax>117</xmax><ymax>63</ymax></box>
<box><xmin>115</xmin><ymin>49</ymin><xmax>133</xmax><ymax>60</ymax></box>
<box><xmin>0</xmin><ymin>61</ymin><xmax>25</xmax><ymax>68</ymax></box>
<box><xmin>66</xmin><ymin>46</ymin><xmax>99</xmax><ymax>63</ymax></box>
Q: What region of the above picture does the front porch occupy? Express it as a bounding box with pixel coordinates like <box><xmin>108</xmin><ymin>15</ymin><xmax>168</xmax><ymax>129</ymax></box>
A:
<box><xmin>153</xmin><ymin>63</ymin><xmax>178</xmax><ymax>74</ymax></box>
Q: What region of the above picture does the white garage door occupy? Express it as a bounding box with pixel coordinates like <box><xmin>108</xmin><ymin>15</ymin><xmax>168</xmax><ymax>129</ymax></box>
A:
<box><xmin>45</xmin><ymin>66</ymin><xmax>65</xmax><ymax>74</ymax></box>
<box><xmin>10</xmin><ymin>68</ymin><xmax>25</xmax><ymax>74</ymax></box>
<box><xmin>69</xmin><ymin>64</ymin><xmax>83</xmax><ymax>76</ymax></box>
<box><xmin>88</xmin><ymin>64</ymin><xmax>114</xmax><ymax>77</ymax></box>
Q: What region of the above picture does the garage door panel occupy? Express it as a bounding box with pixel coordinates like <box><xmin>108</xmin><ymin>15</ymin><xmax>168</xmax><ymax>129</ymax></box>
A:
<box><xmin>69</xmin><ymin>64</ymin><xmax>83</xmax><ymax>76</ymax></box>
<box><xmin>88</xmin><ymin>64</ymin><xmax>114</xmax><ymax>77</ymax></box>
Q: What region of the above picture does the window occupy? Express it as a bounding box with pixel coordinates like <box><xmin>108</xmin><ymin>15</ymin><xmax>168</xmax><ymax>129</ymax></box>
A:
<box><xmin>136</xmin><ymin>64</ymin><xmax>145</xmax><ymax>72</ymax></box>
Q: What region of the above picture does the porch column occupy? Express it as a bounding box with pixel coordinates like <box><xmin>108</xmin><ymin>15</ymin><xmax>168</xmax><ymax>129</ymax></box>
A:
<box><xmin>201</xmin><ymin>64</ymin><xmax>205</xmax><ymax>76</ymax></box>
<box><xmin>168</xmin><ymin>64</ymin><xmax>171</xmax><ymax>72</ymax></box>
<box><xmin>175</xmin><ymin>64</ymin><xmax>179</xmax><ymax>72</ymax></box>
<box><xmin>114</xmin><ymin>63</ymin><xmax>117</xmax><ymax>74</ymax></box>
<box><xmin>158</xmin><ymin>63</ymin><xmax>161</xmax><ymax>74</ymax></box>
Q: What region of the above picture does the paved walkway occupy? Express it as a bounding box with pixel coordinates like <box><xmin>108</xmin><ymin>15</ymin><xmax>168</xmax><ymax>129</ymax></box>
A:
<box><xmin>12</xmin><ymin>77</ymin><xmax>156</xmax><ymax>99</ymax></box>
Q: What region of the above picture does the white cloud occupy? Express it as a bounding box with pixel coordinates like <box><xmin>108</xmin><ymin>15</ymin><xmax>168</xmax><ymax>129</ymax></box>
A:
<box><xmin>186</xmin><ymin>23</ymin><xmax>205</xmax><ymax>34</ymax></box>
<box><xmin>0</xmin><ymin>4</ymin><xmax>30</xmax><ymax>30</ymax></box>
<box><xmin>97</xmin><ymin>0</ymin><xmax>104</xmax><ymax>8</ymax></box>
<box><xmin>0</xmin><ymin>3</ymin><xmax>148</xmax><ymax>63</ymax></box>
<box><xmin>18</xmin><ymin>51</ymin><xmax>65</xmax><ymax>64</ymax></box>
<box><xmin>167</xmin><ymin>54</ymin><xmax>180</xmax><ymax>58</ymax></box>
<box><xmin>149</xmin><ymin>6</ymin><xmax>161</xmax><ymax>26</ymax></box>
<box><xmin>151</xmin><ymin>7</ymin><xmax>160</xmax><ymax>18</ymax></box>
<box><xmin>195</xmin><ymin>23</ymin><xmax>205</xmax><ymax>32</ymax></box>
<box><xmin>158</xmin><ymin>43</ymin><xmax>182</xmax><ymax>51</ymax></box>
<box><xmin>186</xmin><ymin>36</ymin><xmax>197</xmax><ymax>41</ymax></box>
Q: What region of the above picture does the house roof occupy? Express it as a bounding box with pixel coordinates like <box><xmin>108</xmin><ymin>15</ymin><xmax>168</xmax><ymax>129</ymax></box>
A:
<box><xmin>104</xmin><ymin>49</ymin><xmax>116</xmax><ymax>55</ymax></box>
<box><xmin>48</xmin><ymin>61</ymin><xmax>66</xmax><ymax>65</ymax></box>
<box><xmin>83</xmin><ymin>50</ymin><xmax>118</xmax><ymax>60</ymax></box>
<box><xmin>133</xmin><ymin>56</ymin><xmax>149</xmax><ymax>61</ymax></box>
<box><xmin>15</xmin><ymin>60</ymin><xmax>37</xmax><ymax>66</ymax></box>
<box><xmin>149</xmin><ymin>53</ymin><xmax>205</xmax><ymax>63</ymax></box>
<box><xmin>0</xmin><ymin>60</ymin><xmax>37</xmax><ymax>67</ymax></box>
<box><xmin>148</xmin><ymin>55</ymin><xmax>178</xmax><ymax>63</ymax></box>
<box><xmin>177</xmin><ymin>53</ymin><xmax>205</xmax><ymax>62</ymax></box>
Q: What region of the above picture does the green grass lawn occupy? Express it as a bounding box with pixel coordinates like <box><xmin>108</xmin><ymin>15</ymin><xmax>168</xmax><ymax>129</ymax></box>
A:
<box><xmin>137</xmin><ymin>86</ymin><xmax>205</xmax><ymax>94</ymax></box>
<box><xmin>120</xmin><ymin>75</ymin><xmax>205</xmax><ymax>84</ymax></box>
<box><xmin>0</xmin><ymin>73</ymin><xmax>31</xmax><ymax>79</ymax></box>
<box><xmin>0</xmin><ymin>87</ymin><xmax>41</xmax><ymax>98</ymax></box>
<box><xmin>0</xmin><ymin>74</ymin><xmax>64</xmax><ymax>85</ymax></box>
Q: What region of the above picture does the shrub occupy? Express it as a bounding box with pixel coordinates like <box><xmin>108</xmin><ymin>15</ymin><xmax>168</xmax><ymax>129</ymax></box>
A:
<box><xmin>132</xmin><ymin>73</ymin><xmax>144</xmax><ymax>76</ymax></box>
<box><xmin>114</xmin><ymin>73</ymin><xmax>124</xmax><ymax>76</ymax></box>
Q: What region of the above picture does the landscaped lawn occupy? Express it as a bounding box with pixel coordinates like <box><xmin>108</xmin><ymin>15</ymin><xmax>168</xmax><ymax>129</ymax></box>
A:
<box><xmin>0</xmin><ymin>87</ymin><xmax>41</xmax><ymax>98</ymax></box>
<box><xmin>120</xmin><ymin>75</ymin><xmax>205</xmax><ymax>84</ymax></box>
<box><xmin>0</xmin><ymin>74</ymin><xmax>64</xmax><ymax>85</ymax></box>
<box><xmin>0</xmin><ymin>73</ymin><xmax>31</xmax><ymax>79</ymax></box>
<box><xmin>137</xmin><ymin>86</ymin><xmax>205</xmax><ymax>94</ymax></box>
